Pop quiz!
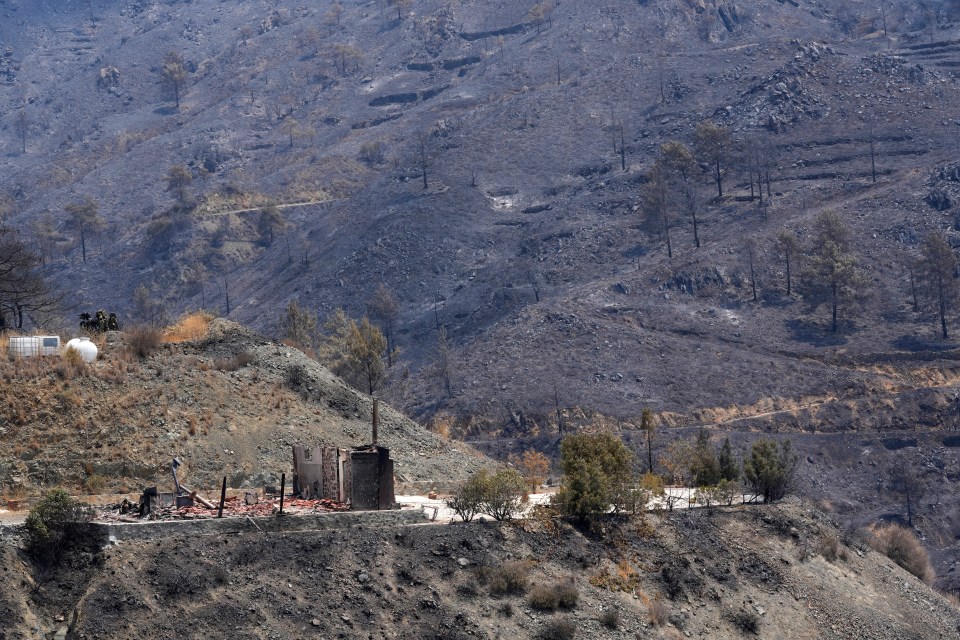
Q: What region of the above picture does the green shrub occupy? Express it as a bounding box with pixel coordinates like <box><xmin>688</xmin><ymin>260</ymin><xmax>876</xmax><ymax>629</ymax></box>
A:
<box><xmin>84</xmin><ymin>473</ymin><xmax>107</xmax><ymax>495</ymax></box>
<box><xmin>743</xmin><ymin>439</ymin><xmax>798</xmax><ymax>503</ymax></box>
<box><xmin>481</xmin><ymin>467</ymin><xmax>526</xmax><ymax>520</ymax></box>
<box><xmin>554</xmin><ymin>432</ymin><xmax>633</xmax><ymax>519</ymax></box>
<box><xmin>450</xmin><ymin>467</ymin><xmax>526</xmax><ymax>521</ymax></box>
<box><xmin>24</xmin><ymin>488</ymin><xmax>93</xmax><ymax>564</ymax></box>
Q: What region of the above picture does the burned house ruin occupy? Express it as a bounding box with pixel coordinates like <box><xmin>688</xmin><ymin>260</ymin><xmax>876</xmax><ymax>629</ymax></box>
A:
<box><xmin>292</xmin><ymin>445</ymin><xmax>395</xmax><ymax>511</ymax></box>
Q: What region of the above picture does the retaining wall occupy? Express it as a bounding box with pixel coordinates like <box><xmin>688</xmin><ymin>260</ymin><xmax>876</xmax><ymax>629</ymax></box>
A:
<box><xmin>91</xmin><ymin>507</ymin><xmax>428</xmax><ymax>544</ymax></box>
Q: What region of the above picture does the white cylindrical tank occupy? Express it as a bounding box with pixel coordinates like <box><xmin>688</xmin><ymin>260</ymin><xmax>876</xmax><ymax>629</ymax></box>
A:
<box><xmin>65</xmin><ymin>337</ymin><xmax>98</xmax><ymax>363</ymax></box>
<box><xmin>8</xmin><ymin>337</ymin><xmax>39</xmax><ymax>358</ymax></box>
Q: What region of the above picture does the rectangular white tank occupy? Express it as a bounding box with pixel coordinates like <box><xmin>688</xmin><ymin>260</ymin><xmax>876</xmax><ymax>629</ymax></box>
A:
<box><xmin>37</xmin><ymin>336</ymin><xmax>61</xmax><ymax>356</ymax></box>
<box><xmin>8</xmin><ymin>336</ymin><xmax>39</xmax><ymax>358</ymax></box>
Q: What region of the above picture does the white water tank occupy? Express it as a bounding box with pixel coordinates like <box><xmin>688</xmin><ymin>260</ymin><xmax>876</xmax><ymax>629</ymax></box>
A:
<box><xmin>8</xmin><ymin>336</ymin><xmax>39</xmax><ymax>358</ymax></box>
<box><xmin>37</xmin><ymin>336</ymin><xmax>61</xmax><ymax>356</ymax></box>
<box><xmin>65</xmin><ymin>337</ymin><xmax>98</xmax><ymax>363</ymax></box>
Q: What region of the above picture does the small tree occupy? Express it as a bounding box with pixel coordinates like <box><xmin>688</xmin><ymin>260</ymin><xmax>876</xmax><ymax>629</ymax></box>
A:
<box><xmin>165</xmin><ymin>164</ymin><xmax>193</xmax><ymax>207</ymax></box>
<box><xmin>693</xmin><ymin>121</ymin><xmax>733</xmax><ymax>198</ymax></box>
<box><xmin>886</xmin><ymin>460</ymin><xmax>926</xmax><ymax>528</ymax></box>
<box><xmin>717</xmin><ymin>437</ymin><xmax>740</xmax><ymax>482</ymax></box>
<box><xmin>921</xmin><ymin>230</ymin><xmax>957</xmax><ymax>339</ymax></box>
<box><xmin>131</xmin><ymin>284</ymin><xmax>167</xmax><ymax>327</ymax></box>
<box><xmin>65</xmin><ymin>197</ymin><xmax>104</xmax><ymax>263</ymax></box>
<box><xmin>555</xmin><ymin>432</ymin><xmax>634</xmax><ymax>519</ymax></box>
<box><xmin>433</xmin><ymin>326</ymin><xmax>452</xmax><ymax>398</ymax></box>
<box><xmin>800</xmin><ymin>211</ymin><xmax>865</xmax><ymax>332</ymax></box>
<box><xmin>366</xmin><ymin>283</ymin><xmax>399</xmax><ymax>366</ymax></box>
<box><xmin>0</xmin><ymin>226</ymin><xmax>62</xmax><ymax>329</ymax></box>
<box><xmin>320</xmin><ymin>310</ymin><xmax>387</xmax><ymax>394</ymax></box>
<box><xmin>17</xmin><ymin>108</ymin><xmax>27</xmax><ymax>154</ymax></box>
<box><xmin>640</xmin><ymin>408</ymin><xmax>656</xmax><ymax>474</ymax></box>
<box><xmin>417</xmin><ymin>131</ymin><xmax>431</xmax><ymax>190</ymax></box>
<box><xmin>659</xmin><ymin>141</ymin><xmax>701</xmax><ymax>248</ymax></box>
<box><xmin>528</xmin><ymin>2</ymin><xmax>547</xmax><ymax>35</ymax></box>
<box><xmin>510</xmin><ymin>449</ymin><xmax>550</xmax><ymax>492</ymax></box>
<box><xmin>641</xmin><ymin>163</ymin><xmax>673</xmax><ymax>258</ymax></box>
<box><xmin>742</xmin><ymin>439</ymin><xmax>798</xmax><ymax>503</ymax></box>
<box><xmin>775</xmin><ymin>230</ymin><xmax>800</xmax><ymax>296</ymax></box>
<box><xmin>282</xmin><ymin>300</ymin><xmax>318</xmax><ymax>350</ymax></box>
<box><xmin>24</xmin><ymin>488</ymin><xmax>93</xmax><ymax>565</ymax></box>
<box><xmin>690</xmin><ymin>428</ymin><xmax>721</xmax><ymax>487</ymax></box>
<box><xmin>348</xmin><ymin>317</ymin><xmax>387</xmax><ymax>394</ymax></box>
<box><xmin>281</xmin><ymin>117</ymin><xmax>301</xmax><ymax>148</ymax></box>
<box><xmin>481</xmin><ymin>468</ymin><xmax>527</xmax><ymax>520</ymax></box>
<box><xmin>447</xmin><ymin>471</ymin><xmax>487</xmax><ymax>522</ymax></box>
<box><xmin>161</xmin><ymin>51</ymin><xmax>188</xmax><ymax>109</ymax></box>
<box><xmin>257</xmin><ymin>203</ymin><xmax>286</xmax><ymax>245</ymax></box>
<box><xmin>744</xmin><ymin>238</ymin><xmax>759</xmax><ymax>302</ymax></box>
<box><xmin>324</xmin><ymin>1</ymin><xmax>343</xmax><ymax>33</ymax></box>
<box><xmin>332</xmin><ymin>44</ymin><xmax>363</xmax><ymax>75</ymax></box>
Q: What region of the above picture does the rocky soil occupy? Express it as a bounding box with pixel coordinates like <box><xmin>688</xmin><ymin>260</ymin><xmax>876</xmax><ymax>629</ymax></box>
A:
<box><xmin>2</xmin><ymin>500</ymin><xmax>958</xmax><ymax>639</ymax></box>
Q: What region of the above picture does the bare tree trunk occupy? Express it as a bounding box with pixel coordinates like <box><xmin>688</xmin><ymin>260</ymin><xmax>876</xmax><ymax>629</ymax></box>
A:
<box><xmin>618</xmin><ymin>123</ymin><xmax>626</xmax><ymax>171</ymax></box>
<box><xmin>939</xmin><ymin>275</ymin><xmax>949</xmax><ymax>338</ymax></box>
<box><xmin>831</xmin><ymin>281</ymin><xmax>838</xmax><ymax>332</ymax></box>
<box><xmin>224</xmin><ymin>276</ymin><xmax>231</xmax><ymax>315</ymax></box>
<box><xmin>553</xmin><ymin>381</ymin><xmax>564</xmax><ymax>436</ymax></box>
<box><xmin>663</xmin><ymin>213</ymin><xmax>672</xmax><ymax>258</ymax></box>
<box><xmin>785</xmin><ymin>252</ymin><xmax>792</xmax><ymax>296</ymax></box>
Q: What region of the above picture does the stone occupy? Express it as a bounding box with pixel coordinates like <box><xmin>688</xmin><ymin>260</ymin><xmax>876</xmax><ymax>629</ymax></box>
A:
<box><xmin>927</xmin><ymin>189</ymin><xmax>952</xmax><ymax>211</ymax></box>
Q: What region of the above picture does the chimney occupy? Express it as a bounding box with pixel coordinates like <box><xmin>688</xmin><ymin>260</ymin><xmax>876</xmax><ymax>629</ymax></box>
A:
<box><xmin>372</xmin><ymin>398</ymin><xmax>379</xmax><ymax>445</ymax></box>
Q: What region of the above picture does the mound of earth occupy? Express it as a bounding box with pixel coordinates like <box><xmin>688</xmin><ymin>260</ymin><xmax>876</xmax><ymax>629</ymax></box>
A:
<box><xmin>0</xmin><ymin>319</ymin><xmax>487</xmax><ymax>499</ymax></box>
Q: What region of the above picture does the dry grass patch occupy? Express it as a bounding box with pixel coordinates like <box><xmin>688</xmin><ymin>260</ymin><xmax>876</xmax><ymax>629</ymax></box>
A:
<box><xmin>869</xmin><ymin>523</ymin><xmax>935</xmax><ymax>585</ymax></box>
<box><xmin>127</xmin><ymin>326</ymin><xmax>163</xmax><ymax>358</ymax></box>
<box><xmin>478</xmin><ymin>561</ymin><xmax>532</xmax><ymax>596</ymax></box>
<box><xmin>640</xmin><ymin>591</ymin><xmax>670</xmax><ymax>626</ymax></box>
<box><xmin>163</xmin><ymin>312</ymin><xmax>214</xmax><ymax>343</ymax></box>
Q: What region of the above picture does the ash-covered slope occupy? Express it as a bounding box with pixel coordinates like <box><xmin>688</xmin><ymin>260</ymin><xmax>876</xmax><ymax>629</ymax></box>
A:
<box><xmin>3</xmin><ymin>0</ymin><xmax>960</xmax><ymax>430</ymax></box>
<box><xmin>2</xmin><ymin>500</ymin><xmax>958</xmax><ymax>639</ymax></box>
<box><xmin>0</xmin><ymin>319</ymin><xmax>488</xmax><ymax>495</ymax></box>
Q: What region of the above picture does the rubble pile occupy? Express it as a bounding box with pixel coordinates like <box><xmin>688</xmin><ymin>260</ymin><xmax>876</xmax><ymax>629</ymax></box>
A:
<box><xmin>98</xmin><ymin>496</ymin><xmax>349</xmax><ymax>522</ymax></box>
<box><xmin>739</xmin><ymin>41</ymin><xmax>835</xmax><ymax>131</ymax></box>
<box><xmin>925</xmin><ymin>163</ymin><xmax>960</xmax><ymax>212</ymax></box>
